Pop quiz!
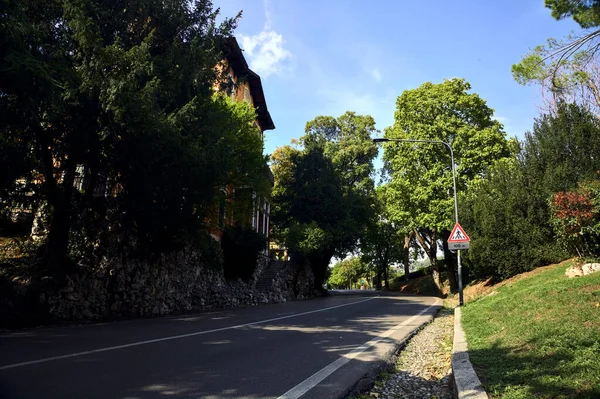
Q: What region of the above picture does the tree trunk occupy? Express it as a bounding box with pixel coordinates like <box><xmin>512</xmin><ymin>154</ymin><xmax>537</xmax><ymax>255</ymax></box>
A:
<box><xmin>44</xmin><ymin>159</ymin><xmax>77</xmax><ymax>275</ymax></box>
<box><xmin>383</xmin><ymin>264</ymin><xmax>389</xmax><ymax>290</ymax></box>
<box><xmin>429</xmin><ymin>231</ymin><xmax>442</xmax><ymax>294</ymax></box>
<box><xmin>415</xmin><ymin>229</ymin><xmax>443</xmax><ymax>295</ymax></box>
<box><xmin>31</xmin><ymin>201</ymin><xmax>50</xmax><ymax>241</ymax></box>
<box><xmin>441</xmin><ymin>230</ymin><xmax>458</xmax><ymax>292</ymax></box>
<box><xmin>403</xmin><ymin>232</ymin><xmax>413</xmax><ymax>282</ymax></box>
<box><xmin>375</xmin><ymin>269</ymin><xmax>382</xmax><ymax>290</ymax></box>
<box><xmin>310</xmin><ymin>247</ymin><xmax>336</xmax><ymax>294</ymax></box>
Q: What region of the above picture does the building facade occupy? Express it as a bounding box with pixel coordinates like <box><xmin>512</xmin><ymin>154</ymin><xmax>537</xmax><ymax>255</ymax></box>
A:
<box><xmin>209</xmin><ymin>37</ymin><xmax>275</xmax><ymax>255</ymax></box>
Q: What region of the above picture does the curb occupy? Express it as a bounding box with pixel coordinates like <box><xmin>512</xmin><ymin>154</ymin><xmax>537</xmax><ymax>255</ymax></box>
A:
<box><xmin>344</xmin><ymin>299</ymin><xmax>443</xmax><ymax>398</ymax></box>
<box><xmin>452</xmin><ymin>307</ymin><xmax>488</xmax><ymax>399</ymax></box>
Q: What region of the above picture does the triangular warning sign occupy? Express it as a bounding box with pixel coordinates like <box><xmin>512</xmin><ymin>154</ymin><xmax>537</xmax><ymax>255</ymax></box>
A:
<box><xmin>448</xmin><ymin>223</ymin><xmax>470</xmax><ymax>243</ymax></box>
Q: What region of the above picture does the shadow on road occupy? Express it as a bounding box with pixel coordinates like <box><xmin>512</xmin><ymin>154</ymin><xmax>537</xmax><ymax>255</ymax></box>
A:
<box><xmin>0</xmin><ymin>293</ymin><xmax>440</xmax><ymax>399</ymax></box>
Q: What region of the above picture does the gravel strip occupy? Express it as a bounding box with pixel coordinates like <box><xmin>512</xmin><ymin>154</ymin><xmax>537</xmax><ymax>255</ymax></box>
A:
<box><xmin>350</xmin><ymin>307</ymin><xmax>455</xmax><ymax>399</ymax></box>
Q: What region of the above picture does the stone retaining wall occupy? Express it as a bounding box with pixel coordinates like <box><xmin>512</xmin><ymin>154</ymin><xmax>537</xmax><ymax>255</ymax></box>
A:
<box><xmin>2</xmin><ymin>247</ymin><xmax>317</xmax><ymax>325</ymax></box>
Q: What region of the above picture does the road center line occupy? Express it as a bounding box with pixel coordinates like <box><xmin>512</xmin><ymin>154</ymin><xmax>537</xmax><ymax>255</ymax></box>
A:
<box><xmin>277</xmin><ymin>298</ymin><xmax>442</xmax><ymax>399</ymax></box>
<box><xmin>0</xmin><ymin>296</ymin><xmax>378</xmax><ymax>371</ymax></box>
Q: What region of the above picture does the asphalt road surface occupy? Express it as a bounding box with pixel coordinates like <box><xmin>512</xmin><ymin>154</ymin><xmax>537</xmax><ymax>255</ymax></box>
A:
<box><xmin>0</xmin><ymin>293</ymin><xmax>441</xmax><ymax>399</ymax></box>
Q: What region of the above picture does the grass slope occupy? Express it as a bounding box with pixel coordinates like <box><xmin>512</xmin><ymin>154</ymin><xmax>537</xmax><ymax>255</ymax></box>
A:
<box><xmin>461</xmin><ymin>260</ymin><xmax>600</xmax><ymax>399</ymax></box>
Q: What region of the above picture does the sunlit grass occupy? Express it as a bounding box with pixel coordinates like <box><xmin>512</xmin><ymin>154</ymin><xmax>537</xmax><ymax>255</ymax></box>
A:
<box><xmin>462</xmin><ymin>260</ymin><xmax>600</xmax><ymax>399</ymax></box>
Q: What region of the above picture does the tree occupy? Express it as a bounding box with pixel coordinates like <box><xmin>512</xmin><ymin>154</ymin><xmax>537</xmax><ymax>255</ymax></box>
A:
<box><xmin>521</xmin><ymin>102</ymin><xmax>600</xmax><ymax>193</ymax></box>
<box><xmin>0</xmin><ymin>0</ymin><xmax>268</xmax><ymax>273</ymax></box>
<box><xmin>271</xmin><ymin>112</ymin><xmax>378</xmax><ymax>291</ymax></box>
<box><xmin>546</xmin><ymin>0</ymin><xmax>600</xmax><ymax>28</ymax></box>
<box><xmin>360</xmin><ymin>185</ymin><xmax>403</xmax><ymax>290</ymax></box>
<box><xmin>512</xmin><ymin>1</ymin><xmax>600</xmax><ymax>114</ymax></box>
<box><xmin>462</xmin><ymin>103</ymin><xmax>600</xmax><ymax>279</ymax></box>
<box><xmin>327</xmin><ymin>257</ymin><xmax>370</xmax><ymax>289</ymax></box>
<box><xmin>461</xmin><ymin>158</ymin><xmax>565</xmax><ymax>279</ymax></box>
<box><xmin>383</xmin><ymin>78</ymin><xmax>511</xmax><ymax>293</ymax></box>
<box><xmin>550</xmin><ymin>182</ymin><xmax>600</xmax><ymax>257</ymax></box>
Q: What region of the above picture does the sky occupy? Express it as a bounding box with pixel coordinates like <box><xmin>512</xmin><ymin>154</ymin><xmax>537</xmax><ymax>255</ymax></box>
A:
<box><xmin>214</xmin><ymin>0</ymin><xmax>581</xmax><ymax>156</ymax></box>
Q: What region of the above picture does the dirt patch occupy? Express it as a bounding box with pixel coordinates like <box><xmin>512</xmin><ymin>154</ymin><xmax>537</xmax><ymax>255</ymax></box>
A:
<box><xmin>445</xmin><ymin>259</ymin><xmax>575</xmax><ymax>306</ymax></box>
<box><xmin>581</xmin><ymin>284</ymin><xmax>600</xmax><ymax>293</ymax></box>
<box><xmin>398</xmin><ymin>275</ymin><xmax>451</xmax><ymax>298</ymax></box>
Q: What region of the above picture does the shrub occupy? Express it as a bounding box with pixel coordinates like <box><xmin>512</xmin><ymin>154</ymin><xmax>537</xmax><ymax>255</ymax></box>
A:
<box><xmin>550</xmin><ymin>180</ymin><xmax>600</xmax><ymax>257</ymax></box>
<box><xmin>221</xmin><ymin>224</ymin><xmax>265</xmax><ymax>281</ymax></box>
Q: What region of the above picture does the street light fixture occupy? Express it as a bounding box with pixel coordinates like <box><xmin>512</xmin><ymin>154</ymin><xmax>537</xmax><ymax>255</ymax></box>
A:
<box><xmin>373</xmin><ymin>137</ymin><xmax>464</xmax><ymax>305</ymax></box>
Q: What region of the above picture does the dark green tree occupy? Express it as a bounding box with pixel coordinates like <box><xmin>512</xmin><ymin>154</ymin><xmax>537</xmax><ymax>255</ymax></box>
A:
<box><xmin>360</xmin><ymin>185</ymin><xmax>404</xmax><ymax>290</ymax></box>
<box><xmin>461</xmin><ymin>158</ymin><xmax>565</xmax><ymax>279</ymax></box>
<box><xmin>521</xmin><ymin>102</ymin><xmax>600</xmax><ymax>192</ymax></box>
<box><xmin>462</xmin><ymin>103</ymin><xmax>600</xmax><ymax>279</ymax></box>
<box><xmin>271</xmin><ymin>112</ymin><xmax>378</xmax><ymax>291</ymax></box>
<box><xmin>0</xmin><ymin>0</ymin><xmax>267</xmax><ymax>273</ymax></box>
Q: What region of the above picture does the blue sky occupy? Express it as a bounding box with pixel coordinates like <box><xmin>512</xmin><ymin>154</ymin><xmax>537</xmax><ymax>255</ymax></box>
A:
<box><xmin>215</xmin><ymin>0</ymin><xmax>580</xmax><ymax>156</ymax></box>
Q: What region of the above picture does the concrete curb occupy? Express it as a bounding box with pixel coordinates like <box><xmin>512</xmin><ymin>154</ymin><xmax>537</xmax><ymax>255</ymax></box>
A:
<box><xmin>344</xmin><ymin>299</ymin><xmax>443</xmax><ymax>398</ymax></box>
<box><xmin>452</xmin><ymin>307</ymin><xmax>489</xmax><ymax>399</ymax></box>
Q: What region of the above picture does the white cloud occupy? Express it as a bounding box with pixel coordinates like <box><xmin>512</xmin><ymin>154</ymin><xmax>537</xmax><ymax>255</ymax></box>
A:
<box><xmin>239</xmin><ymin>31</ymin><xmax>291</xmax><ymax>77</ymax></box>
<box><xmin>366</xmin><ymin>67</ymin><xmax>382</xmax><ymax>82</ymax></box>
<box><xmin>238</xmin><ymin>0</ymin><xmax>291</xmax><ymax>78</ymax></box>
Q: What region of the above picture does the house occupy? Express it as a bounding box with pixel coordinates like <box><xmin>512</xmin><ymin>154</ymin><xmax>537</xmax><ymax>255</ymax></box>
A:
<box><xmin>209</xmin><ymin>37</ymin><xmax>275</xmax><ymax>255</ymax></box>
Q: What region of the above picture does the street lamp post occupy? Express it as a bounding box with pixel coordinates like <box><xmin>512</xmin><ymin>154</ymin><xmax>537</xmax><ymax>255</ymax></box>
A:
<box><xmin>373</xmin><ymin>137</ymin><xmax>464</xmax><ymax>305</ymax></box>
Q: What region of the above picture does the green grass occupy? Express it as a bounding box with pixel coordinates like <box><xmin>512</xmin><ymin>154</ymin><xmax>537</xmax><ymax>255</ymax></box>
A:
<box><xmin>461</xmin><ymin>261</ymin><xmax>600</xmax><ymax>399</ymax></box>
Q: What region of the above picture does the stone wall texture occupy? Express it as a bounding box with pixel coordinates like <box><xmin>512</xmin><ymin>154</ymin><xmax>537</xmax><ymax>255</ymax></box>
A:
<box><xmin>1</xmin><ymin>247</ymin><xmax>317</xmax><ymax>326</ymax></box>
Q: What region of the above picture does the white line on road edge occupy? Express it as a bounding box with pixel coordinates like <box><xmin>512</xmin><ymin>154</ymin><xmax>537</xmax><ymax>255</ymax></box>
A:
<box><xmin>277</xmin><ymin>298</ymin><xmax>442</xmax><ymax>399</ymax></box>
<box><xmin>0</xmin><ymin>297</ymin><xmax>378</xmax><ymax>371</ymax></box>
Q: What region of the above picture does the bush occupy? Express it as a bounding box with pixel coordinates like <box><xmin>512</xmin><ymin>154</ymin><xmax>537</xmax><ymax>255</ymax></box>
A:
<box><xmin>550</xmin><ymin>181</ymin><xmax>600</xmax><ymax>257</ymax></box>
<box><xmin>221</xmin><ymin>225</ymin><xmax>265</xmax><ymax>281</ymax></box>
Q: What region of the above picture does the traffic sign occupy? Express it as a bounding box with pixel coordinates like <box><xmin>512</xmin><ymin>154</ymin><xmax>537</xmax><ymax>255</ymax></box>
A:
<box><xmin>448</xmin><ymin>242</ymin><xmax>470</xmax><ymax>250</ymax></box>
<box><xmin>448</xmin><ymin>223</ymin><xmax>470</xmax><ymax>243</ymax></box>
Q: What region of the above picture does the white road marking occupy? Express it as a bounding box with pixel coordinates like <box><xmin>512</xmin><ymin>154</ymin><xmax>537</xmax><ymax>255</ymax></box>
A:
<box><xmin>278</xmin><ymin>298</ymin><xmax>442</xmax><ymax>399</ymax></box>
<box><xmin>0</xmin><ymin>297</ymin><xmax>378</xmax><ymax>371</ymax></box>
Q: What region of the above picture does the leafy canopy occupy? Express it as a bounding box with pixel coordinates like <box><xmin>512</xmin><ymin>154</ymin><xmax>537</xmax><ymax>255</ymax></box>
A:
<box><xmin>383</xmin><ymin>78</ymin><xmax>511</xmax><ymax>233</ymax></box>
<box><xmin>0</xmin><ymin>0</ymin><xmax>268</xmax><ymax>268</ymax></box>
<box><xmin>513</xmin><ymin>1</ymin><xmax>600</xmax><ymax>114</ymax></box>
<box><xmin>271</xmin><ymin>112</ymin><xmax>378</xmax><ymax>288</ymax></box>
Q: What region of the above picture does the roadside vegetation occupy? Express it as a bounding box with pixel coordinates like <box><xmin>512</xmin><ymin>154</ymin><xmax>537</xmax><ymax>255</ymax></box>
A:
<box><xmin>4</xmin><ymin>0</ymin><xmax>600</xmax><ymax>336</ymax></box>
<box><xmin>461</xmin><ymin>260</ymin><xmax>600</xmax><ymax>399</ymax></box>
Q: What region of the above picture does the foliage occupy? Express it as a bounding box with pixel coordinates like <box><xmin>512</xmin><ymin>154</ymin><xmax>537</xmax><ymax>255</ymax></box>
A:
<box><xmin>327</xmin><ymin>257</ymin><xmax>371</xmax><ymax>289</ymax></box>
<box><xmin>512</xmin><ymin>38</ymin><xmax>600</xmax><ymax>115</ymax></box>
<box><xmin>271</xmin><ymin>112</ymin><xmax>378</xmax><ymax>289</ymax></box>
<box><xmin>221</xmin><ymin>224</ymin><xmax>265</xmax><ymax>281</ymax></box>
<box><xmin>0</xmin><ymin>0</ymin><xmax>268</xmax><ymax>273</ymax></box>
<box><xmin>513</xmin><ymin>1</ymin><xmax>600</xmax><ymax>114</ymax></box>
<box><xmin>462</xmin><ymin>103</ymin><xmax>600</xmax><ymax>279</ymax></box>
<box><xmin>546</xmin><ymin>0</ymin><xmax>600</xmax><ymax>28</ymax></box>
<box><xmin>383</xmin><ymin>78</ymin><xmax>511</xmax><ymax>289</ymax></box>
<box><xmin>550</xmin><ymin>181</ymin><xmax>600</xmax><ymax>256</ymax></box>
<box><xmin>384</xmin><ymin>78</ymin><xmax>510</xmax><ymax>231</ymax></box>
<box><xmin>521</xmin><ymin>102</ymin><xmax>600</xmax><ymax>192</ymax></box>
<box><xmin>461</xmin><ymin>158</ymin><xmax>566</xmax><ymax>279</ymax></box>
<box><xmin>359</xmin><ymin>185</ymin><xmax>403</xmax><ymax>289</ymax></box>
<box><xmin>462</xmin><ymin>260</ymin><xmax>600</xmax><ymax>399</ymax></box>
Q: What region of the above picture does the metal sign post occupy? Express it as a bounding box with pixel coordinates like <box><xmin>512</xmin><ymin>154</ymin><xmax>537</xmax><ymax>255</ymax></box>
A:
<box><xmin>448</xmin><ymin>222</ymin><xmax>470</xmax><ymax>306</ymax></box>
<box><xmin>373</xmin><ymin>138</ymin><xmax>467</xmax><ymax>305</ymax></box>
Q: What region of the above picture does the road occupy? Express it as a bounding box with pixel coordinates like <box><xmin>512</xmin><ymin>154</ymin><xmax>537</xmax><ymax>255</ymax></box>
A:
<box><xmin>0</xmin><ymin>293</ymin><xmax>441</xmax><ymax>399</ymax></box>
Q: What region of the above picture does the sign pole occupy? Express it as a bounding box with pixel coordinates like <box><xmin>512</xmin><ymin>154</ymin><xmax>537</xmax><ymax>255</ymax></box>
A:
<box><xmin>372</xmin><ymin>138</ymin><xmax>466</xmax><ymax>305</ymax></box>
<box><xmin>448</xmin><ymin>145</ymin><xmax>465</xmax><ymax>306</ymax></box>
<box><xmin>457</xmin><ymin>249</ymin><xmax>463</xmax><ymax>305</ymax></box>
